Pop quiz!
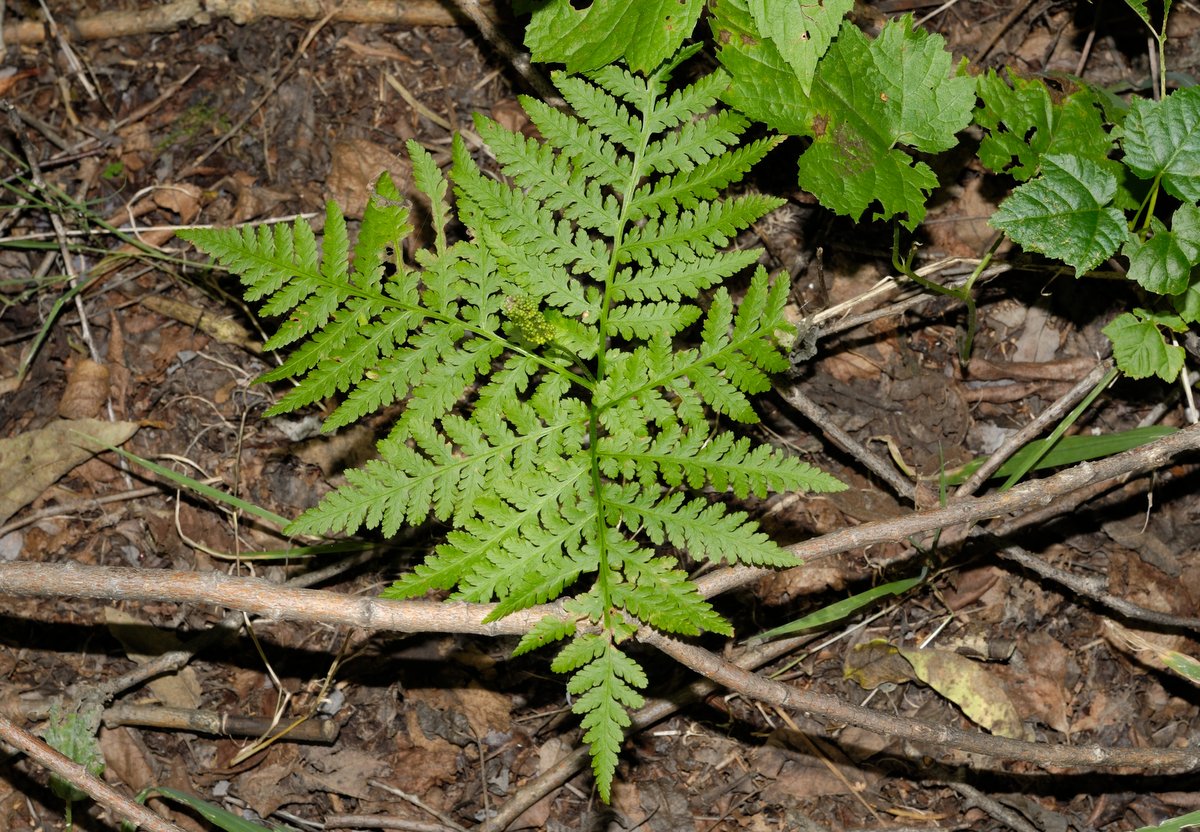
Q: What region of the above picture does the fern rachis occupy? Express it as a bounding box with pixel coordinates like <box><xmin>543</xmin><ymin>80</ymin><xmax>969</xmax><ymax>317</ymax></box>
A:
<box><xmin>180</xmin><ymin>51</ymin><xmax>845</xmax><ymax>801</ymax></box>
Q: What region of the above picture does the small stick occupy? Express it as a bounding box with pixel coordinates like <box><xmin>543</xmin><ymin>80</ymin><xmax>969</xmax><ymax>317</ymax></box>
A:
<box><xmin>955</xmin><ymin>359</ymin><xmax>1113</xmax><ymax>498</ymax></box>
<box><xmin>640</xmin><ymin>627</ymin><xmax>1200</xmax><ymax>771</ymax></box>
<box><xmin>941</xmin><ymin>782</ymin><xmax>1041</xmax><ymax>832</ymax></box>
<box><xmin>778</xmin><ymin>385</ymin><xmax>919</xmax><ymax>504</ymax></box>
<box><xmin>447</xmin><ymin>0</ymin><xmax>561</xmax><ymax>105</ymax></box>
<box><xmin>990</xmin><ymin>538</ymin><xmax>1200</xmax><ymax>632</ymax></box>
<box><xmin>0</xmin><ymin>713</ymin><xmax>186</xmax><ymax>832</ymax></box>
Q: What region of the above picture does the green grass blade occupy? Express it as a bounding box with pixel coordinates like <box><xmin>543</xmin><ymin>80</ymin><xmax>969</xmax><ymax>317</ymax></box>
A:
<box><xmin>749</xmin><ymin>567</ymin><xmax>927</xmax><ymax>643</ymax></box>
<box><xmin>998</xmin><ymin>366</ymin><xmax>1119</xmax><ymax>490</ymax></box>
<box><xmin>81</xmin><ymin>435</ymin><xmax>291</xmax><ymax>528</ymax></box>
<box><xmin>939</xmin><ymin>424</ymin><xmax>1175</xmax><ymax>486</ymax></box>
<box><xmin>127</xmin><ymin>786</ymin><xmax>278</xmax><ymax>832</ymax></box>
<box><xmin>1135</xmin><ymin>809</ymin><xmax>1200</xmax><ymax>831</ymax></box>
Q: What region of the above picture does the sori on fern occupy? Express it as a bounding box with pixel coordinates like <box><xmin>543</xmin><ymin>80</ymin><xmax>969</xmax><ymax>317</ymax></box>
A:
<box><xmin>179</xmin><ymin>47</ymin><xmax>845</xmax><ymax>801</ymax></box>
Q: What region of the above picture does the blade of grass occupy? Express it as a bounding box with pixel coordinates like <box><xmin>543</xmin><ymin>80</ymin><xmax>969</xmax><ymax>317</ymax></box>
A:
<box><xmin>80</xmin><ymin>435</ymin><xmax>291</xmax><ymax>528</ymax></box>
<box><xmin>748</xmin><ymin>567</ymin><xmax>928</xmax><ymax>644</ymax></box>
<box><xmin>126</xmin><ymin>787</ymin><xmax>278</xmax><ymax>832</ymax></box>
<box><xmin>998</xmin><ymin>366</ymin><xmax>1120</xmax><ymax>490</ymax></box>
<box><xmin>936</xmin><ymin>424</ymin><xmax>1174</xmax><ymax>486</ymax></box>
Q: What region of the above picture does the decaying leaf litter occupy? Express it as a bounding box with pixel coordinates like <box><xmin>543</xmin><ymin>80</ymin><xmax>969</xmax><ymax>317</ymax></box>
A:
<box><xmin>1</xmin><ymin>1</ymin><xmax>1200</xmax><ymax>831</ymax></box>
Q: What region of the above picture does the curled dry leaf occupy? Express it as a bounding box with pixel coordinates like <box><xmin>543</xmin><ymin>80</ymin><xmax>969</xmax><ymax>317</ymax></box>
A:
<box><xmin>58</xmin><ymin>357</ymin><xmax>110</xmax><ymax>420</ymax></box>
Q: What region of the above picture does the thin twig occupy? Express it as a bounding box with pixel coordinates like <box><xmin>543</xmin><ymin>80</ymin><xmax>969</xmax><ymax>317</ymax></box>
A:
<box><xmin>779</xmin><ymin>385</ymin><xmax>919</xmax><ymax>504</ymax></box>
<box><xmin>180</xmin><ymin>7</ymin><xmax>338</xmax><ymax>177</ymax></box>
<box><xmin>0</xmin><ymin>713</ymin><xmax>186</xmax><ymax>832</ymax></box>
<box><xmin>941</xmin><ymin>782</ymin><xmax>1041</xmax><ymax>832</ymax></box>
<box><xmin>447</xmin><ymin>0</ymin><xmax>561</xmax><ymax>105</ymax></box>
<box><xmin>479</xmin><ymin>632</ymin><xmax>815</xmax><ymax>832</ymax></box>
<box><xmin>639</xmin><ymin>627</ymin><xmax>1200</xmax><ymax>771</ymax></box>
<box><xmin>0</xmin><ymin>486</ymin><xmax>161</xmax><ymax>538</ymax></box>
<box><xmin>695</xmin><ymin>420</ymin><xmax>1200</xmax><ymax>601</ymax></box>
<box><xmin>1</xmin><ymin>425</ymin><xmax>1198</xmax><ymax>638</ymax></box>
<box><xmin>955</xmin><ymin>359</ymin><xmax>1114</xmax><ymax>498</ymax></box>
<box><xmin>990</xmin><ymin>538</ymin><xmax>1200</xmax><ymax>632</ymax></box>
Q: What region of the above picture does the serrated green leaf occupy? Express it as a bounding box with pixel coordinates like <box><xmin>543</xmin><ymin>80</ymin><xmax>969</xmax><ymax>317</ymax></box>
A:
<box><xmin>524</xmin><ymin>0</ymin><xmax>705</xmax><ymax>74</ymax></box>
<box><xmin>1173</xmin><ymin>278</ymin><xmax>1200</xmax><ymax>323</ymax></box>
<box><xmin>188</xmin><ymin>54</ymin><xmax>843</xmax><ymax>805</ymax></box>
<box><xmin>747</xmin><ymin>0</ymin><xmax>854</xmax><ymax>94</ymax></box>
<box><xmin>1122</xmin><ymin>86</ymin><xmax>1200</xmax><ymax>202</ymax></box>
<box><xmin>513</xmin><ymin>616</ymin><xmax>577</xmax><ymax>657</ymax></box>
<box><xmin>563</xmin><ymin>639</ymin><xmax>646</xmax><ymax>802</ymax></box>
<box><xmin>1125</xmin><ymin>204</ymin><xmax>1200</xmax><ymax>295</ymax></box>
<box><xmin>975</xmin><ymin>69</ymin><xmax>1114</xmax><ymax>181</ymax></box>
<box><xmin>1103</xmin><ymin>311</ymin><xmax>1186</xmax><ymax>381</ymax></box>
<box><xmin>991</xmin><ymin>153</ymin><xmax>1129</xmax><ymax>275</ymax></box>
<box><xmin>713</xmin><ymin>7</ymin><xmax>974</xmax><ymax>228</ymax></box>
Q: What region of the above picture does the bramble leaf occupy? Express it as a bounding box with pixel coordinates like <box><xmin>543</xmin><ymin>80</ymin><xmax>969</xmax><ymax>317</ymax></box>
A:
<box><xmin>713</xmin><ymin>6</ymin><xmax>975</xmax><ymax>228</ymax></box>
<box><xmin>990</xmin><ymin>154</ymin><xmax>1129</xmax><ymax>275</ymax></box>
<box><xmin>524</xmin><ymin>0</ymin><xmax>704</xmax><ymax>74</ymax></box>
<box><xmin>975</xmin><ymin>69</ymin><xmax>1114</xmax><ymax>182</ymax></box>
<box><xmin>1103</xmin><ymin>311</ymin><xmax>1186</xmax><ymax>381</ymax></box>
<box><xmin>747</xmin><ymin>0</ymin><xmax>854</xmax><ymax>95</ymax></box>
<box><xmin>1122</xmin><ymin>86</ymin><xmax>1200</xmax><ymax>202</ymax></box>
<box><xmin>1124</xmin><ymin>205</ymin><xmax>1200</xmax><ymax>295</ymax></box>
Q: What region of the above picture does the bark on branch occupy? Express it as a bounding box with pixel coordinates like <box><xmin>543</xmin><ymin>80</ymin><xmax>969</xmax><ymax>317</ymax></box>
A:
<box><xmin>3</xmin><ymin>0</ymin><xmax>464</xmax><ymax>45</ymax></box>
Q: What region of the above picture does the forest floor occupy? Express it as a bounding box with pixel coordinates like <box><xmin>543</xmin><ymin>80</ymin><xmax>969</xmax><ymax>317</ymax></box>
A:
<box><xmin>2</xmin><ymin>1</ymin><xmax>1200</xmax><ymax>831</ymax></box>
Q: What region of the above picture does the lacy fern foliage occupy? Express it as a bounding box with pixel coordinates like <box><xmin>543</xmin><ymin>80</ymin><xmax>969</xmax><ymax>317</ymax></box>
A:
<box><xmin>180</xmin><ymin>54</ymin><xmax>844</xmax><ymax>800</ymax></box>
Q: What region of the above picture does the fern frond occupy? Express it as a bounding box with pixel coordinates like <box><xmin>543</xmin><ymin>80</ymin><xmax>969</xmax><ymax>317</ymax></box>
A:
<box><xmin>475</xmin><ymin>114</ymin><xmax>621</xmax><ymax>234</ymax></box>
<box><xmin>622</xmin><ymin>195</ymin><xmax>784</xmax><ymax>266</ymax></box>
<box><xmin>560</xmin><ymin>635</ymin><xmax>646</xmax><ymax>804</ymax></box>
<box><xmin>610</xmin><ymin>555</ymin><xmax>731</xmax><ymax>637</ymax></box>
<box><xmin>612</xmin><ymin>486</ymin><xmax>797</xmax><ymax>568</ymax></box>
<box><xmin>407</xmin><ymin>139</ymin><xmax>450</xmax><ymax>254</ymax></box>
<box><xmin>630</xmin><ymin>136</ymin><xmax>784</xmax><ymax>218</ymax></box>
<box><xmin>609</xmin><ymin>249</ymin><xmax>760</xmax><ymax>301</ymax></box>
<box><xmin>186</xmin><ymin>51</ymin><xmax>847</xmax><ymax>803</ymax></box>
<box><xmin>642</xmin><ymin>108</ymin><xmax>750</xmax><ymax>174</ymax></box>
<box><xmin>607</xmin><ymin>301</ymin><xmax>701</xmax><ymax>339</ymax></box>
<box><xmin>553</xmin><ymin>72</ymin><xmax>644</xmax><ymax>153</ymax></box>
<box><xmin>600</xmin><ymin>424</ymin><xmax>847</xmax><ymax>498</ymax></box>
<box><xmin>521</xmin><ymin>95</ymin><xmax>632</xmax><ymax>188</ymax></box>
<box><xmin>513</xmin><ymin>615</ymin><xmax>577</xmax><ymax>657</ymax></box>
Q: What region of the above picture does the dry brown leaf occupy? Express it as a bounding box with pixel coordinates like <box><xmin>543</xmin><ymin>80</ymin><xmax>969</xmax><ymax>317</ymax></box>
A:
<box><xmin>58</xmin><ymin>358</ymin><xmax>110</xmax><ymax>420</ymax></box>
<box><xmin>0</xmin><ymin>418</ymin><xmax>138</xmax><ymax>526</ymax></box>
<box><xmin>104</xmin><ymin>608</ymin><xmax>203</xmax><ymax>709</ymax></box>
<box><xmin>327</xmin><ymin>138</ymin><xmax>413</xmax><ymax>219</ymax></box>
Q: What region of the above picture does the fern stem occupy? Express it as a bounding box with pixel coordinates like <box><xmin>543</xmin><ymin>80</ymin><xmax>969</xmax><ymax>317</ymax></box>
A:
<box><xmin>587</xmin><ymin>404</ymin><xmax>615</xmax><ymax>631</ymax></box>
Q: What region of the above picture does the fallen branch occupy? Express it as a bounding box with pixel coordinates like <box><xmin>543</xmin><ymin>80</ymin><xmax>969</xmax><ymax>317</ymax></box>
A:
<box><xmin>0</xmin><ymin>713</ymin><xmax>186</xmax><ymax>832</ymax></box>
<box><xmin>0</xmin><ymin>423</ymin><xmax>1197</xmax><ymax>637</ymax></box>
<box><xmin>2</xmin><ymin>0</ymin><xmax>464</xmax><ymax>45</ymax></box>
<box><xmin>638</xmin><ymin>628</ymin><xmax>1200</xmax><ymax>771</ymax></box>
<box><xmin>695</xmin><ymin>420</ymin><xmax>1200</xmax><ymax>600</ymax></box>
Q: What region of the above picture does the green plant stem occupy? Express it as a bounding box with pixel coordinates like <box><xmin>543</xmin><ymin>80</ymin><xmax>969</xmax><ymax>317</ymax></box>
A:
<box><xmin>891</xmin><ymin>227</ymin><xmax>981</xmax><ymax>362</ymax></box>
<box><xmin>587</xmin><ymin>407</ymin><xmax>615</xmax><ymax>632</ymax></box>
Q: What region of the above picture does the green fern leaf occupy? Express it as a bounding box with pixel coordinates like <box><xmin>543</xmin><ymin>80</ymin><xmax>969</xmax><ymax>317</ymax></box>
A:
<box><xmin>564</xmin><ymin>637</ymin><xmax>647</xmax><ymax>803</ymax></box>
<box><xmin>185</xmin><ymin>51</ymin><xmax>845</xmax><ymax>802</ymax></box>
<box><xmin>513</xmin><ymin>616</ymin><xmax>577</xmax><ymax>658</ymax></box>
<box><xmin>611</xmin><ymin>486</ymin><xmax>796</xmax><ymax>568</ymax></box>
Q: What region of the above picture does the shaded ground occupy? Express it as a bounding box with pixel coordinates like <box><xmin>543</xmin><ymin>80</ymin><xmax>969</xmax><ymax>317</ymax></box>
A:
<box><xmin>2</xmin><ymin>2</ymin><xmax>1200</xmax><ymax>831</ymax></box>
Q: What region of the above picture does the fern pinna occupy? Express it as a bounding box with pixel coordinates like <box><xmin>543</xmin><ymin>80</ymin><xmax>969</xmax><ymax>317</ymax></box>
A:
<box><xmin>180</xmin><ymin>51</ymin><xmax>844</xmax><ymax>800</ymax></box>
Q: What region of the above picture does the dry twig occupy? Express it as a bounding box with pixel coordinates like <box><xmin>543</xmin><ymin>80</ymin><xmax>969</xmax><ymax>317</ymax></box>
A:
<box><xmin>0</xmin><ymin>713</ymin><xmax>185</xmax><ymax>832</ymax></box>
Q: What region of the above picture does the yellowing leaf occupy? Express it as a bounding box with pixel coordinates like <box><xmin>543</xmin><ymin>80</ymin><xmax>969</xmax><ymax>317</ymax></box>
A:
<box><xmin>843</xmin><ymin>639</ymin><xmax>918</xmax><ymax>689</ymax></box>
<box><xmin>0</xmin><ymin>418</ymin><xmax>139</xmax><ymax>526</ymax></box>
<box><xmin>896</xmin><ymin>646</ymin><xmax>1028</xmax><ymax>739</ymax></box>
